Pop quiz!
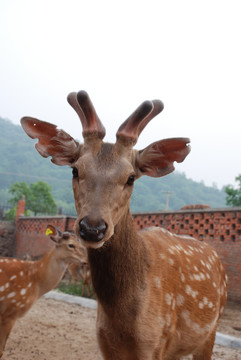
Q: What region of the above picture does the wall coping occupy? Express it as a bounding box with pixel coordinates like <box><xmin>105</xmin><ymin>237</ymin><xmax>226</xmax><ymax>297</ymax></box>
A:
<box><xmin>132</xmin><ymin>207</ymin><xmax>241</xmax><ymax>216</ymax></box>
<box><xmin>16</xmin><ymin>207</ymin><xmax>241</xmax><ymax>220</ymax></box>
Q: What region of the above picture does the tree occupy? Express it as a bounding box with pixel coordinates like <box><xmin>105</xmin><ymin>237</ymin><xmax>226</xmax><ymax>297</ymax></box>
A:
<box><xmin>225</xmin><ymin>175</ymin><xmax>241</xmax><ymax>207</ymax></box>
<box><xmin>8</xmin><ymin>182</ymin><xmax>31</xmax><ymax>207</ymax></box>
<box><xmin>8</xmin><ymin>181</ymin><xmax>57</xmax><ymax>216</ymax></box>
<box><xmin>29</xmin><ymin>181</ymin><xmax>57</xmax><ymax>215</ymax></box>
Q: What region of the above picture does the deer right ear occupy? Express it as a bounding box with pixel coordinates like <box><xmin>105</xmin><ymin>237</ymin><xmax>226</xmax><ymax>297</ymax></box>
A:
<box><xmin>135</xmin><ymin>137</ymin><xmax>191</xmax><ymax>178</ymax></box>
<box><xmin>46</xmin><ymin>225</ymin><xmax>63</xmax><ymax>243</ymax></box>
<box><xmin>20</xmin><ymin>117</ymin><xmax>81</xmax><ymax>166</ymax></box>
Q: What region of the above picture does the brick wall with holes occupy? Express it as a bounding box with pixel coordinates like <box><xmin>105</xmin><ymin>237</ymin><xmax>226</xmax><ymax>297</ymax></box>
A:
<box><xmin>14</xmin><ymin>208</ymin><xmax>241</xmax><ymax>302</ymax></box>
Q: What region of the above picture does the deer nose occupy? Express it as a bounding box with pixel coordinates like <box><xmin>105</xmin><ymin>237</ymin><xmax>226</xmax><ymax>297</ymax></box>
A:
<box><xmin>78</xmin><ymin>216</ymin><xmax>108</xmax><ymax>242</ymax></box>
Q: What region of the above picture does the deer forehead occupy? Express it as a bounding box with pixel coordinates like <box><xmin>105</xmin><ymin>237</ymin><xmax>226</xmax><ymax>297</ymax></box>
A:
<box><xmin>74</xmin><ymin>143</ymin><xmax>135</xmax><ymax>182</ymax></box>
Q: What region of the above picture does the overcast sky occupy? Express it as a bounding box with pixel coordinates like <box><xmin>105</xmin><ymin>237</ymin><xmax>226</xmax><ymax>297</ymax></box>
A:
<box><xmin>1</xmin><ymin>0</ymin><xmax>240</xmax><ymax>189</ymax></box>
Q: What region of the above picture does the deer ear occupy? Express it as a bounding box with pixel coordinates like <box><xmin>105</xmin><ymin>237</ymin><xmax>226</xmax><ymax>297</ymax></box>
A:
<box><xmin>136</xmin><ymin>138</ymin><xmax>191</xmax><ymax>178</ymax></box>
<box><xmin>46</xmin><ymin>225</ymin><xmax>63</xmax><ymax>243</ymax></box>
<box><xmin>21</xmin><ymin>117</ymin><xmax>81</xmax><ymax>166</ymax></box>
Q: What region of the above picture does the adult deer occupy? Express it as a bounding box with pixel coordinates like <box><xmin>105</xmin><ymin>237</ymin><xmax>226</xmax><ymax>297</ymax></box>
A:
<box><xmin>0</xmin><ymin>225</ymin><xmax>85</xmax><ymax>358</ymax></box>
<box><xmin>21</xmin><ymin>91</ymin><xmax>227</xmax><ymax>360</ymax></box>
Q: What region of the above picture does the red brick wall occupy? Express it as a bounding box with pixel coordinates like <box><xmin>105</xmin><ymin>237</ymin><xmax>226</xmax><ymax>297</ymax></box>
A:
<box><xmin>14</xmin><ymin>208</ymin><xmax>241</xmax><ymax>302</ymax></box>
<box><xmin>15</xmin><ymin>216</ymin><xmax>76</xmax><ymax>259</ymax></box>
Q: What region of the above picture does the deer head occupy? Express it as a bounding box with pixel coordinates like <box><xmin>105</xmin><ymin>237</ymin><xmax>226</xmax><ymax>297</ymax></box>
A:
<box><xmin>21</xmin><ymin>91</ymin><xmax>190</xmax><ymax>249</ymax></box>
<box><xmin>46</xmin><ymin>224</ymin><xmax>87</xmax><ymax>263</ymax></box>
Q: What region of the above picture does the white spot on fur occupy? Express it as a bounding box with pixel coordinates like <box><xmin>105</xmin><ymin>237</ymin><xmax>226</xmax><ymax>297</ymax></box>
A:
<box><xmin>20</xmin><ymin>271</ymin><xmax>24</xmax><ymax>276</ymax></box>
<box><xmin>10</xmin><ymin>275</ymin><xmax>17</xmax><ymax>281</ymax></box>
<box><xmin>200</xmin><ymin>272</ymin><xmax>206</xmax><ymax>280</ymax></box>
<box><xmin>185</xmin><ymin>285</ymin><xmax>192</xmax><ymax>295</ymax></box>
<box><xmin>177</xmin><ymin>294</ymin><xmax>184</xmax><ymax>306</ymax></box>
<box><xmin>180</xmin><ymin>273</ymin><xmax>185</xmax><ymax>282</ymax></box>
<box><xmin>199</xmin><ymin>302</ymin><xmax>204</xmax><ymax>309</ymax></box>
<box><xmin>203</xmin><ymin>297</ymin><xmax>208</xmax><ymax>305</ymax></box>
<box><xmin>165</xmin><ymin>293</ymin><xmax>172</xmax><ymax>305</ymax></box>
<box><xmin>20</xmin><ymin>288</ymin><xmax>27</xmax><ymax>296</ymax></box>
<box><xmin>7</xmin><ymin>292</ymin><xmax>16</xmax><ymax>298</ymax></box>
<box><xmin>0</xmin><ymin>296</ymin><xmax>5</xmax><ymax>301</ymax></box>
<box><xmin>168</xmin><ymin>258</ymin><xmax>174</xmax><ymax>266</ymax></box>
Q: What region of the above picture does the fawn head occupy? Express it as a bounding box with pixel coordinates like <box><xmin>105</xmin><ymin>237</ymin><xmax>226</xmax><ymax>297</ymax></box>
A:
<box><xmin>21</xmin><ymin>91</ymin><xmax>190</xmax><ymax>249</ymax></box>
<box><xmin>46</xmin><ymin>224</ymin><xmax>86</xmax><ymax>263</ymax></box>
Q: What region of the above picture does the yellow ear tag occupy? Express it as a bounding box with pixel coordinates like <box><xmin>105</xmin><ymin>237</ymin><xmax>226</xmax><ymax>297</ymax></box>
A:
<box><xmin>46</xmin><ymin>228</ymin><xmax>53</xmax><ymax>236</ymax></box>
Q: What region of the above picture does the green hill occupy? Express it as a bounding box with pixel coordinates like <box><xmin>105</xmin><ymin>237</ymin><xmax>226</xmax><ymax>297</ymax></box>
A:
<box><xmin>0</xmin><ymin>118</ymin><xmax>226</xmax><ymax>214</ymax></box>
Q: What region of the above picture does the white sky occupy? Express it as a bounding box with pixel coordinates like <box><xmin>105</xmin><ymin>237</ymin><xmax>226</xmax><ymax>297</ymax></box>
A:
<box><xmin>0</xmin><ymin>0</ymin><xmax>240</xmax><ymax>189</ymax></box>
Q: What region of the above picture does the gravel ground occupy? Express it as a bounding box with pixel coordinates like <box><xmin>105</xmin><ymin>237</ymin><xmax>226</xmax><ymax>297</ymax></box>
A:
<box><xmin>2</xmin><ymin>297</ymin><xmax>241</xmax><ymax>360</ymax></box>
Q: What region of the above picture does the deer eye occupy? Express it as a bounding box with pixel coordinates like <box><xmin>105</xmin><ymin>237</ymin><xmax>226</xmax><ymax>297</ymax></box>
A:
<box><xmin>72</xmin><ymin>167</ymin><xmax>78</xmax><ymax>179</ymax></box>
<box><xmin>126</xmin><ymin>175</ymin><xmax>135</xmax><ymax>186</ymax></box>
<box><xmin>68</xmin><ymin>244</ymin><xmax>75</xmax><ymax>249</ymax></box>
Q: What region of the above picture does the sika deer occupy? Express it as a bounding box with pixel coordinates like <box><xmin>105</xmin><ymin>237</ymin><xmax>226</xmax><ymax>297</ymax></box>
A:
<box><xmin>0</xmin><ymin>225</ymin><xmax>85</xmax><ymax>358</ymax></box>
<box><xmin>21</xmin><ymin>91</ymin><xmax>227</xmax><ymax>360</ymax></box>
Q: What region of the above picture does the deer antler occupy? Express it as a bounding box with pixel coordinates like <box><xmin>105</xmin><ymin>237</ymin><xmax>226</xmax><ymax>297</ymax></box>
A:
<box><xmin>116</xmin><ymin>99</ymin><xmax>164</xmax><ymax>146</ymax></box>
<box><xmin>67</xmin><ymin>91</ymin><xmax>106</xmax><ymax>141</ymax></box>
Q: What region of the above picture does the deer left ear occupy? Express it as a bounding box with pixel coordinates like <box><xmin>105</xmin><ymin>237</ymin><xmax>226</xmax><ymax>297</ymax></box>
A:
<box><xmin>135</xmin><ymin>138</ymin><xmax>191</xmax><ymax>178</ymax></box>
<box><xmin>46</xmin><ymin>225</ymin><xmax>63</xmax><ymax>243</ymax></box>
<box><xmin>21</xmin><ymin>117</ymin><xmax>81</xmax><ymax>166</ymax></box>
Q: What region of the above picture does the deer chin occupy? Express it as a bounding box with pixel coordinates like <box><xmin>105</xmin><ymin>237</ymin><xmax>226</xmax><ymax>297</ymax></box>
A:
<box><xmin>81</xmin><ymin>238</ymin><xmax>105</xmax><ymax>249</ymax></box>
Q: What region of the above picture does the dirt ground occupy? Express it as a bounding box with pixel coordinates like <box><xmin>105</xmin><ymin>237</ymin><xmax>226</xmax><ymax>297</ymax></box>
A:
<box><xmin>2</xmin><ymin>297</ymin><xmax>241</xmax><ymax>360</ymax></box>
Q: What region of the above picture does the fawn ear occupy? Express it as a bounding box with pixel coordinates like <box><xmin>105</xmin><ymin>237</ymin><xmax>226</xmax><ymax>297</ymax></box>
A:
<box><xmin>46</xmin><ymin>225</ymin><xmax>63</xmax><ymax>243</ymax></box>
<box><xmin>136</xmin><ymin>138</ymin><xmax>191</xmax><ymax>177</ymax></box>
<box><xmin>21</xmin><ymin>117</ymin><xmax>81</xmax><ymax>166</ymax></box>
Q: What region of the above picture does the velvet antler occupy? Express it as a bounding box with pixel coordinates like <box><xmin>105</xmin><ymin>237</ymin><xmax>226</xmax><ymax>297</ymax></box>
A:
<box><xmin>116</xmin><ymin>99</ymin><xmax>164</xmax><ymax>146</ymax></box>
<box><xmin>67</xmin><ymin>90</ymin><xmax>106</xmax><ymax>141</ymax></box>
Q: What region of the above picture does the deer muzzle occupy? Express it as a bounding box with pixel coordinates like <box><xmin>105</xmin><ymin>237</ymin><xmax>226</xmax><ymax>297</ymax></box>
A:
<box><xmin>78</xmin><ymin>216</ymin><xmax>108</xmax><ymax>242</ymax></box>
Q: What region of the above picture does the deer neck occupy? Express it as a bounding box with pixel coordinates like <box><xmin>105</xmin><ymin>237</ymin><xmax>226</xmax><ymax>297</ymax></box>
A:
<box><xmin>88</xmin><ymin>209</ymin><xmax>148</xmax><ymax>313</ymax></box>
<box><xmin>36</xmin><ymin>248</ymin><xmax>68</xmax><ymax>298</ymax></box>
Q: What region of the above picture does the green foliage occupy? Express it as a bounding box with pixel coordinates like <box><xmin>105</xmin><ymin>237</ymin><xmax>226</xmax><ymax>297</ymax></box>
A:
<box><xmin>29</xmin><ymin>181</ymin><xmax>57</xmax><ymax>215</ymax></box>
<box><xmin>8</xmin><ymin>180</ymin><xmax>57</xmax><ymax>216</ymax></box>
<box><xmin>4</xmin><ymin>205</ymin><xmax>17</xmax><ymax>220</ymax></box>
<box><xmin>0</xmin><ymin>117</ymin><xmax>227</xmax><ymax>213</ymax></box>
<box><xmin>225</xmin><ymin>175</ymin><xmax>241</xmax><ymax>207</ymax></box>
<box><xmin>8</xmin><ymin>182</ymin><xmax>31</xmax><ymax>207</ymax></box>
<box><xmin>58</xmin><ymin>280</ymin><xmax>94</xmax><ymax>299</ymax></box>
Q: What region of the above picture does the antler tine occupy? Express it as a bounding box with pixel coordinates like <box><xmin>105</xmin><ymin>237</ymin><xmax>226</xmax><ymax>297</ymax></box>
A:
<box><xmin>116</xmin><ymin>99</ymin><xmax>164</xmax><ymax>146</ymax></box>
<box><xmin>67</xmin><ymin>91</ymin><xmax>87</xmax><ymax>124</ymax></box>
<box><xmin>67</xmin><ymin>90</ymin><xmax>106</xmax><ymax>141</ymax></box>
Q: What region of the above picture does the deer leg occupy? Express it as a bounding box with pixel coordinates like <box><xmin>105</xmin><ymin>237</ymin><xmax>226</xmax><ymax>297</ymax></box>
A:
<box><xmin>192</xmin><ymin>330</ymin><xmax>216</xmax><ymax>360</ymax></box>
<box><xmin>0</xmin><ymin>318</ymin><xmax>16</xmax><ymax>358</ymax></box>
